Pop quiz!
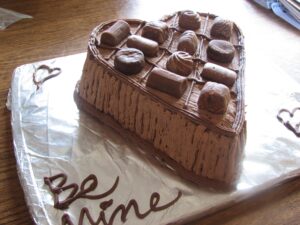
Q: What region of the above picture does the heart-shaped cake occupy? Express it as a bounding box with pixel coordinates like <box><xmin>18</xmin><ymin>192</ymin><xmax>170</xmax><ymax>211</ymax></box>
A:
<box><xmin>75</xmin><ymin>11</ymin><xmax>246</xmax><ymax>185</ymax></box>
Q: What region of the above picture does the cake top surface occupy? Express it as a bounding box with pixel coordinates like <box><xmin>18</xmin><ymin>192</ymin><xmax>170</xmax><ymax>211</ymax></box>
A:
<box><xmin>88</xmin><ymin>11</ymin><xmax>245</xmax><ymax>136</ymax></box>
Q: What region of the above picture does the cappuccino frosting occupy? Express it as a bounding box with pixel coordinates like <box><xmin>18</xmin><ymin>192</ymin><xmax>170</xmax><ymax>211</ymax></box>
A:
<box><xmin>77</xmin><ymin>11</ymin><xmax>246</xmax><ymax>185</ymax></box>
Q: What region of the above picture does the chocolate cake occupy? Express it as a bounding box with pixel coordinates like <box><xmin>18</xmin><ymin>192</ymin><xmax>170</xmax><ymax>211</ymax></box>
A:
<box><xmin>75</xmin><ymin>11</ymin><xmax>246</xmax><ymax>185</ymax></box>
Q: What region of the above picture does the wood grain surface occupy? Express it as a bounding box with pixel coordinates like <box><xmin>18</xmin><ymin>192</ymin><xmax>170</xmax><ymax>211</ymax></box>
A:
<box><xmin>0</xmin><ymin>0</ymin><xmax>299</xmax><ymax>225</ymax></box>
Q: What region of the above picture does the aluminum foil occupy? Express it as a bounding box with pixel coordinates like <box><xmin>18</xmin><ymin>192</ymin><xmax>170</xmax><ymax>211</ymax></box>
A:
<box><xmin>0</xmin><ymin>7</ymin><xmax>32</xmax><ymax>30</ymax></box>
<box><xmin>10</xmin><ymin>53</ymin><xmax>300</xmax><ymax>225</ymax></box>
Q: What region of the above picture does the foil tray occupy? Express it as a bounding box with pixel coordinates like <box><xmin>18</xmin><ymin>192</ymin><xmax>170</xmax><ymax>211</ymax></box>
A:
<box><xmin>10</xmin><ymin>53</ymin><xmax>300</xmax><ymax>225</ymax></box>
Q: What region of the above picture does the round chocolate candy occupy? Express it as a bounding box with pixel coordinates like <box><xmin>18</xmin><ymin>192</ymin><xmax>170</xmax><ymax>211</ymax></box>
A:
<box><xmin>177</xmin><ymin>30</ymin><xmax>198</xmax><ymax>55</ymax></box>
<box><xmin>166</xmin><ymin>51</ymin><xmax>194</xmax><ymax>76</ymax></box>
<box><xmin>210</xmin><ymin>17</ymin><xmax>233</xmax><ymax>41</ymax></box>
<box><xmin>178</xmin><ymin>10</ymin><xmax>201</xmax><ymax>30</ymax></box>
<box><xmin>207</xmin><ymin>40</ymin><xmax>235</xmax><ymax>63</ymax></box>
<box><xmin>198</xmin><ymin>81</ymin><xmax>230</xmax><ymax>114</ymax></box>
<box><xmin>114</xmin><ymin>48</ymin><xmax>145</xmax><ymax>75</ymax></box>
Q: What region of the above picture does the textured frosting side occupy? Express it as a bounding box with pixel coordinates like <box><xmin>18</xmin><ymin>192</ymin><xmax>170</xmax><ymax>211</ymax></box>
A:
<box><xmin>78</xmin><ymin>54</ymin><xmax>246</xmax><ymax>184</ymax></box>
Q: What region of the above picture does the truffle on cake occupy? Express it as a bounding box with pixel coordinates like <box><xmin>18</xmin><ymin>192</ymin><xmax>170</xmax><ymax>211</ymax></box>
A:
<box><xmin>178</xmin><ymin>10</ymin><xmax>201</xmax><ymax>30</ymax></box>
<box><xmin>207</xmin><ymin>39</ymin><xmax>235</xmax><ymax>63</ymax></box>
<box><xmin>210</xmin><ymin>17</ymin><xmax>233</xmax><ymax>41</ymax></box>
<box><xmin>101</xmin><ymin>20</ymin><xmax>130</xmax><ymax>46</ymax></box>
<box><xmin>198</xmin><ymin>81</ymin><xmax>230</xmax><ymax>114</ymax></box>
<box><xmin>201</xmin><ymin>63</ymin><xmax>237</xmax><ymax>87</ymax></box>
<box><xmin>177</xmin><ymin>30</ymin><xmax>198</xmax><ymax>55</ymax></box>
<box><xmin>114</xmin><ymin>48</ymin><xmax>145</xmax><ymax>75</ymax></box>
<box><xmin>146</xmin><ymin>68</ymin><xmax>188</xmax><ymax>98</ymax></box>
<box><xmin>127</xmin><ymin>35</ymin><xmax>159</xmax><ymax>57</ymax></box>
<box><xmin>142</xmin><ymin>21</ymin><xmax>168</xmax><ymax>44</ymax></box>
<box><xmin>166</xmin><ymin>51</ymin><xmax>193</xmax><ymax>76</ymax></box>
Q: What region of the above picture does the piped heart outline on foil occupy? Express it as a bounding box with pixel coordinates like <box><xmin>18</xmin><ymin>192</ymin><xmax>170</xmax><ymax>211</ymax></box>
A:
<box><xmin>277</xmin><ymin>107</ymin><xmax>300</xmax><ymax>138</ymax></box>
<box><xmin>33</xmin><ymin>65</ymin><xmax>61</xmax><ymax>90</ymax></box>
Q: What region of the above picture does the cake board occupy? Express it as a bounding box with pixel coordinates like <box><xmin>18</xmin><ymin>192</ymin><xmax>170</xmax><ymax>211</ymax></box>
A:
<box><xmin>9</xmin><ymin>53</ymin><xmax>300</xmax><ymax>225</ymax></box>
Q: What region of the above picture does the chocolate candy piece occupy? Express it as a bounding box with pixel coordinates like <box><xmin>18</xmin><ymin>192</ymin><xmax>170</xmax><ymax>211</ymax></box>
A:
<box><xmin>142</xmin><ymin>21</ymin><xmax>168</xmax><ymax>44</ymax></box>
<box><xmin>201</xmin><ymin>63</ymin><xmax>237</xmax><ymax>87</ymax></box>
<box><xmin>207</xmin><ymin>39</ymin><xmax>235</xmax><ymax>63</ymax></box>
<box><xmin>166</xmin><ymin>51</ymin><xmax>194</xmax><ymax>76</ymax></box>
<box><xmin>198</xmin><ymin>81</ymin><xmax>230</xmax><ymax>114</ymax></box>
<box><xmin>210</xmin><ymin>17</ymin><xmax>233</xmax><ymax>41</ymax></box>
<box><xmin>177</xmin><ymin>30</ymin><xmax>198</xmax><ymax>55</ymax></box>
<box><xmin>114</xmin><ymin>48</ymin><xmax>145</xmax><ymax>75</ymax></box>
<box><xmin>178</xmin><ymin>10</ymin><xmax>201</xmax><ymax>30</ymax></box>
<box><xmin>101</xmin><ymin>20</ymin><xmax>131</xmax><ymax>46</ymax></box>
<box><xmin>146</xmin><ymin>68</ymin><xmax>188</xmax><ymax>98</ymax></box>
<box><xmin>127</xmin><ymin>35</ymin><xmax>159</xmax><ymax>57</ymax></box>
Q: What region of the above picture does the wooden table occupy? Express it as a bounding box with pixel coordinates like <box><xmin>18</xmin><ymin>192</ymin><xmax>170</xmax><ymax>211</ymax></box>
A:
<box><xmin>0</xmin><ymin>0</ymin><xmax>299</xmax><ymax>224</ymax></box>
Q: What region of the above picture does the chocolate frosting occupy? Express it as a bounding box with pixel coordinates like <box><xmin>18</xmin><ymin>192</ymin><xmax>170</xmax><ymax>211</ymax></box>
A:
<box><xmin>44</xmin><ymin>173</ymin><xmax>119</xmax><ymax>209</ymax></box>
<box><xmin>77</xmin><ymin>11</ymin><xmax>246</xmax><ymax>187</ymax></box>
<box><xmin>166</xmin><ymin>51</ymin><xmax>193</xmax><ymax>76</ymax></box>
<box><xmin>61</xmin><ymin>191</ymin><xmax>182</xmax><ymax>225</ymax></box>
<box><xmin>85</xmin><ymin>11</ymin><xmax>246</xmax><ymax>138</ymax></box>
<box><xmin>277</xmin><ymin>107</ymin><xmax>300</xmax><ymax>137</ymax></box>
<box><xmin>33</xmin><ymin>65</ymin><xmax>61</xmax><ymax>90</ymax></box>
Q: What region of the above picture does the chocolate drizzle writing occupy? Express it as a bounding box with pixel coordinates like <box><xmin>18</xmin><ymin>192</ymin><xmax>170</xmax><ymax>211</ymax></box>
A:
<box><xmin>33</xmin><ymin>65</ymin><xmax>61</xmax><ymax>90</ymax></box>
<box><xmin>44</xmin><ymin>173</ymin><xmax>182</xmax><ymax>225</ymax></box>
<box><xmin>277</xmin><ymin>107</ymin><xmax>300</xmax><ymax>137</ymax></box>
<box><xmin>61</xmin><ymin>191</ymin><xmax>182</xmax><ymax>225</ymax></box>
<box><xmin>44</xmin><ymin>173</ymin><xmax>119</xmax><ymax>209</ymax></box>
